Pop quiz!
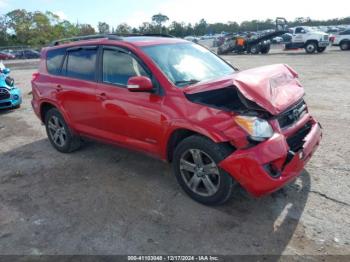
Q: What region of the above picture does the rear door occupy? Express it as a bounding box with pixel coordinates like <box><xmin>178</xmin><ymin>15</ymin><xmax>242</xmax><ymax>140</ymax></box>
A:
<box><xmin>94</xmin><ymin>46</ymin><xmax>165</xmax><ymax>154</ymax></box>
<box><xmin>56</xmin><ymin>46</ymin><xmax>100</xmax><ymax>134</ymax></box>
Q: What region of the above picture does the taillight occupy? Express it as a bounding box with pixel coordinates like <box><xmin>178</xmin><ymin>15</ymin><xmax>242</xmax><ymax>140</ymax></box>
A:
<box><xmin>32</xmin><ymin>72</ymin><xmax>39</xmax><ymax>81</ymax></box>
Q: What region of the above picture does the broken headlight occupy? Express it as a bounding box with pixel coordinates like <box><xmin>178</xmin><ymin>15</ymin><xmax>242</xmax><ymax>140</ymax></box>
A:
<box><xmin>234</xmin><ymin>116</ymin><xmax>274</xmax><ymax>141</ymax></box>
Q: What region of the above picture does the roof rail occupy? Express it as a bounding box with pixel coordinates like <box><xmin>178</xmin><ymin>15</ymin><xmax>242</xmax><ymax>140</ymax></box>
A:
<box><xmin>50</xmin><ymin>33</ymin><xmax>176</xmax><ymax>46</ymax></box>
<box><xmin>107</xmin><ymin>33</ymin><xmax>175</xmax><ymax>38</ymax></box>
<box><xmin>50</xmin><ymin>34</ymin><xmax>123</xmax><ymax>46</ymax></box>
<box><xmin>140</xmin><ymin>33</ymin><xmax>175</xmax><ymax>38</ymax></box>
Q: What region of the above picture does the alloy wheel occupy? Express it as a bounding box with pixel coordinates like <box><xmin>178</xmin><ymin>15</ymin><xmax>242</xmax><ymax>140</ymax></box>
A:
<box><xmin>48</xmin><ymin>115</ymin><xmax>67</xmax><ymax>147</ymax></box>
<box><xmin>179</xmin><ymin>149</ymin><xmax>220</xmax><ymax>197</ymax></box>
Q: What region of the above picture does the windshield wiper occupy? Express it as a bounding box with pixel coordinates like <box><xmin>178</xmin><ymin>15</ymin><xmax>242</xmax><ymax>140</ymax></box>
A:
<box><xmin>175</xmin><ymin>79</ymin><xmax>200</xmax><ymax>86</ymax></box>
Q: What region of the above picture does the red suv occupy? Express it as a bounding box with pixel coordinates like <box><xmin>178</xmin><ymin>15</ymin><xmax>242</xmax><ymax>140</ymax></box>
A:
<box><xmin>31</xmin><ymin>35</ymin><xmax>322</xmax><ymax>205</ymax></box>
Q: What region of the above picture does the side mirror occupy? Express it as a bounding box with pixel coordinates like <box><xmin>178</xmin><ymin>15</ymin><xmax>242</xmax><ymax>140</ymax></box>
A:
<box><xmin>2</xmin><ymin>68</ymin><xmax>10</xmax><ymax>74</ymax></box>
<box><xmin>127</xmin><ymin>76</ymin><xmax>153</xmax><ymax>92</ymax></box>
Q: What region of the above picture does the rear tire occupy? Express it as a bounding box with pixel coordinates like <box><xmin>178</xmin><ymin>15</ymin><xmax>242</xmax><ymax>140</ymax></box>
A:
<box><xmin>44</xmin><ymin>108</ymin><xmax>81</xmax><ymax>153</ymax></box>
<box><xmin>305</xmin><ymin>42</ymin><xmax>317</xmax><ymax>54</ymax></box>
<box><xmin>172</xmin><ymin>135</ymin><xmax>235</xmax><ymax>205</ymax></box>
<box><xmin>340</xmin><ymin>41</ymin><xmax>349</xmax><ymax>51</ymax></box>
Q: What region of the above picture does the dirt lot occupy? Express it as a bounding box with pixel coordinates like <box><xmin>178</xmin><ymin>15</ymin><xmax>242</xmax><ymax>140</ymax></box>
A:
<box><xmin>0</xmin><ymin>46</ymin><xmax>349</xmax><ymax>257</ymax></box>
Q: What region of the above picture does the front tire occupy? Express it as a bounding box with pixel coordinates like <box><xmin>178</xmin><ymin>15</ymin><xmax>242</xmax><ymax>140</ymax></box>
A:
<box><xmin>45</xmin><ymin>108</ymin><xmax>81</xmax><ymax>153</ymax></box>
<box><xmin>260</xmin><ymin>44</ymin><xmax>271</xmax><ymax>54</ymax></box>
<box><xmin>173</xmin><ymin>135</ymin><xmax>235</xmax><ymax>205</ymax></box>
<box><xmin>217</xmin><ymin>46</ymin><xmax>223</xmax><ymax>55</ymax></box>
<box><xmin>250</xmin><ymin>45</ymin><xmax>260</xmax><ymax>54</ymax></box>
<box><xmin>305</xmin><ymin>42</ymin><xmax>317</xmax><ymax>54</ymax></box>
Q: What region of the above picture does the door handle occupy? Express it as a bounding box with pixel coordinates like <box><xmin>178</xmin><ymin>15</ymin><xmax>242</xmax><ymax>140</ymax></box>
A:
<box><xmin>56</xmin><ymin>84</ymin><xmax>63</xmax><ymax>92</ymax></box>
<box><xmin>97</xmin><ymin>92</ymin><xmax>108</xmax><ymax>100</ymax></box>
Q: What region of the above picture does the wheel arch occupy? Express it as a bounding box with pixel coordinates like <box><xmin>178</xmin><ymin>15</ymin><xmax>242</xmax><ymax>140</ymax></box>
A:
<box><xmin>304</xmin><ymin>39</ymin><xmax>319</xmax><ymax>47</ymax></box>
<box><xmin>339</xmin><ymin>39</ymin><xmax>350</xmax><ymax>46</ymax></box>
<box><xmin>39</xmin><ymin>100</ymin><xmax>71</xmax><ymax>126</ymax></box>
<box><xmin>165</xmin><ymin>127</ymin><xmax>235</xmax><ymax>162</ymax></box>
<box><xmin>40</xmin><ymin>101</ymin><xmax>57</xmax><ymax>122</ymax></box>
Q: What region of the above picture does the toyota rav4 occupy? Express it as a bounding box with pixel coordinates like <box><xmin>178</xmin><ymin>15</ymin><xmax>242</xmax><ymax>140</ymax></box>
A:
<box><xmin>31</xmin><ymin>34</ymin><xmax>322</xmax><ymax>205</ymax></box>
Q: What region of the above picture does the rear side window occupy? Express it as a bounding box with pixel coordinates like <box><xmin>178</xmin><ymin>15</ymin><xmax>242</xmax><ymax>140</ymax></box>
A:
<box><xmin>64</xmin><ymin>48</ymin><xmax>97</xmax><ymax>81</ymax></box>
<box><xmin>47</xmin><ymin>48</ymin><xmax>66</xmax><ymax>75</ymax></box>
<box><xmin>102</xmin><ymin>49</ymin><xmax>148</xmax><ymax>86</ymax></box>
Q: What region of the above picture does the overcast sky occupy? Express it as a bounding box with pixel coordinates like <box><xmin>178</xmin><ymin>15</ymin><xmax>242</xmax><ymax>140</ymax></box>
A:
<box><xmin>1</xmin><ymin>0</ymin><xmax>348</xmax><ymax>27</ymax></box>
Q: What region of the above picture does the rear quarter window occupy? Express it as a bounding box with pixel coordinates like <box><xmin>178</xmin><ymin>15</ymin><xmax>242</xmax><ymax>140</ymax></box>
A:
<box><xmin>46</xmin><ymin>48</ymin><xmax>66</xmax><ymax>75</ymax></box>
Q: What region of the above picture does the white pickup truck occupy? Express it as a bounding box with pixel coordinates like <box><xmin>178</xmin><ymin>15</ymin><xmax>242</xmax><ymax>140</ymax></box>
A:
<box><xmin>331</xmin><ymin>29</ymin><xmax>350</xmax><ymax>50</ymax></box>
<box><xmin>285</xmin><ymin>26</ymin><xmax>330</xmax><ymax>54</ymax></box>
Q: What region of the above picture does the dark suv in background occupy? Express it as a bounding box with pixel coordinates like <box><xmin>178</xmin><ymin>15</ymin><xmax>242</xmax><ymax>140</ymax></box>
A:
<box><xmin>16</xmin><ymin>49</ymin><xmax>41</xmax><ymax>59</ymax></box>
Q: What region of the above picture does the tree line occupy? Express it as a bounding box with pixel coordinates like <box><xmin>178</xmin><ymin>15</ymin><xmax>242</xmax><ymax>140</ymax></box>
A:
<box><xmin>1</xmin><ymin>9</ymin><xmax>349</xmax><ymax>47</ymax></box>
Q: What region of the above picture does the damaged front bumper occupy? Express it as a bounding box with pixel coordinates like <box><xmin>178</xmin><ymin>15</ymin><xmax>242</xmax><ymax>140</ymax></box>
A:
<box><xmin>219</xmin><ymin>117</ymin><xmax>322</xmax><ymax>197</ymax></box>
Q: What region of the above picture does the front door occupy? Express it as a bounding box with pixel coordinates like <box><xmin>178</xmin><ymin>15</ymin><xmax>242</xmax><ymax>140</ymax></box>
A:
<box><xmin>292</xmin><ymin>27</ymin><xmax>306</xmax><ymax>46</ymax></box>
<box><xmin>95</xmin><ymin>46</ymin><xmax>165</xmax><ymax>155</ymax></box>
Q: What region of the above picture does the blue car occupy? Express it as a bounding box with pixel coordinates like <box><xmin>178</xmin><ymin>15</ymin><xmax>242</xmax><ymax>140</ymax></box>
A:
<box><xmin>0</xmin><ymin>64</ymin><xmax>22</xmax><ymax>110</ymax></box>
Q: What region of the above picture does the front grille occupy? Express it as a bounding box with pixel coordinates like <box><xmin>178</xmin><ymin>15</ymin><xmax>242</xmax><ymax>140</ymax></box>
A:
<box><xmin>287</xmin><ymin>122</ymin><xmax>312</xmax><ymax>152</ymax></box>
<box><xmin>277</xmin><ymin>100</ymin><xmax>307</xmax><ymax>128</ymax></box>
<box><xmin>0</xmin><ymin>101</ymin><xmax>11</xmax><ymax>107</ymax></box>
<box><xmin>324</xmin><ymin>35</ymin><xmax>329</xmax><ymax>41</ymax></box>
<box><xmin>0</xmin><ymin>88</ymin><xmax>10</xmax><ymax>100</ymax></box>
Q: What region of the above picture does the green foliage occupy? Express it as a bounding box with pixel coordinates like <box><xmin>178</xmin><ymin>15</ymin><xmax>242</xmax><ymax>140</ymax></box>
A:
<box><xmin>5</xmin><ymin>9</ymin><xmax>32</xmax><ymax>44</ymax></box>
<box><xmin>194</xmin><ymin>19</ymin><xmax>208</xmax><ymax>36</ymax></box>
<box><xmin>152</xmin><ymin>13</ymin><xmax>169</xmax><ymax>26</ymax></box>
<box><xmin>0</xmin><ymin>9</ymin><xmax>349</xmax><ymax>48</ymax></box>
<box><xmin>115</xmin><ymin>23</ymin><xmax>132</xmax><ymax>34</ymax></box>
<box><xmin>138</xmin><ymin>22</ymin><xmax>157</xmax><ymax>34</ymax></box>
<box><xmin>152</xmin><ymin>13</ymin><xmax>169</xmax><ymax>33</ymax></box>
<box><xmin>168</xmin><ymin>21</ymin><xmax>187</xmax><ymax>37</ymax></box>
<box><xmin>98</xmin><ymin>22</ymin><xmax>110</xmax><ymax>34</ymax></box>
<box><xmin>78</xmin><ymin>24</ymin><xmax>96</xmax><ymax>36</ymax></box>
<box><xmin>0</xmin><ymin>9</ymin><xmax>95</xmax><ymax>47</ymax></box>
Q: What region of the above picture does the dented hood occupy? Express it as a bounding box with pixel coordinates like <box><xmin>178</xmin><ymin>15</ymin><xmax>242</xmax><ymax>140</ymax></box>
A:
<box><xmin>184</xmin><ymin>64</ymin><xmax>304</xmax><ymax>115</ymax></box>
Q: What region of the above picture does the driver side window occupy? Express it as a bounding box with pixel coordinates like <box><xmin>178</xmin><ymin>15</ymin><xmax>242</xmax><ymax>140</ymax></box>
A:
<box><xmin>295</xmin><ymin>27</ymin><xmax>305</xmax><ymax>34</ymax></box>
<box><xmin>102</xmin><ymin>49</ymin><xmax>149</xmax><ymax>86</ymax></box>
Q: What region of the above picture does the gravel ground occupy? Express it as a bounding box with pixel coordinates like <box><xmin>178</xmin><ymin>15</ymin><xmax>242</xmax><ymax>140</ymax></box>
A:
<box><xmin>0</xmin><ymin>46</ymin><xmax>349</xmax><ymax>256</ymax></box>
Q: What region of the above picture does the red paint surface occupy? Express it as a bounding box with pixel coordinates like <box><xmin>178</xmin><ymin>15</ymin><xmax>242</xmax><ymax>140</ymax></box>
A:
<box><xmin>32</xmin><ymin>37</ymin><xmax>322</xmax><ymax>197</ymax></box>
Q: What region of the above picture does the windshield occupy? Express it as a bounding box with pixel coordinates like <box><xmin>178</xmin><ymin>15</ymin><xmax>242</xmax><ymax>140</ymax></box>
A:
<box><xmin>142</xmin><ymin>43</ymin><xmax>235</xmax><ymax>87</ymax></box>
